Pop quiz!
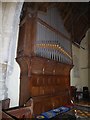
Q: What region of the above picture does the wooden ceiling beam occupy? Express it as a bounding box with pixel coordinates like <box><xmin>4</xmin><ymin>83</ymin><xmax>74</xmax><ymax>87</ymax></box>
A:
<box><xmin>63</xmin><ymin>8</ymin><xmax>72</xmax><ymax>23</ymax></box>
<box><xmin>21</xmin><ymin>2</ymin><xmax>89</xmax><ymax>44</ymax></box>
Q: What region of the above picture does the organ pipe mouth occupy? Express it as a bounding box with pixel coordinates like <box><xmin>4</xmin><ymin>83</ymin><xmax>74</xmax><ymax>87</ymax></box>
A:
<box><xmin>35</xmin><ymin>43</ymin><xmax>72</xmax><ymax>60</ymax></box>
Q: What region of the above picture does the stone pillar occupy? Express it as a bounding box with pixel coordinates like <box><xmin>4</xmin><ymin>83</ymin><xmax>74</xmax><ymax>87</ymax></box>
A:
<box><xmin>0</xmin><ymin>2</ymin><xmax>24</xmax><ymax>103</ymax></box>
<box><xmin>0</xmin><ymin>64</ymin><xmax>8</xmax><ymax>100</ymax></box>
<box><xmin>0</xmin><ymin>2</ymin><xmax>2</xmax><ymax>120</ymax></box>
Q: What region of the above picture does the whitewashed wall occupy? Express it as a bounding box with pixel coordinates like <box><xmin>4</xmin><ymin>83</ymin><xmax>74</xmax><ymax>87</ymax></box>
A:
<box><xmin>70</xmin><ymin>45</ymin><xmax>81</xmax><ymax>90</ymax></box>
<box><xmin>88</xmin><ymin>29</ymin><xmax>90</xmax><ymax>91</ymax></box>
<box><xmin>71</xmin><ymin>30</ymin><xmax>89</xmax><ymax>91</ymax></box>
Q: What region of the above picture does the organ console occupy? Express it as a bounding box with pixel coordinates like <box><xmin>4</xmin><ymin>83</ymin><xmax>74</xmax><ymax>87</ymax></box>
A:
<box><xmin>16</xmin><ymin>3</ymin><xmax>73</xmax><ymax>116</ymax></box>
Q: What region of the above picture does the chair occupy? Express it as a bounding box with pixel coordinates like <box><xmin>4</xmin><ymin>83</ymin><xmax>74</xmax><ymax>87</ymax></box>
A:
<box><xmin>70</xmin><ymin>86</ymin><xmax>77</xmax><ymax>101</ymax></box>
<box><xmin>83</xmin><ymin>87</ymin><xmax>89</xmax><ymax>100</ymax></box>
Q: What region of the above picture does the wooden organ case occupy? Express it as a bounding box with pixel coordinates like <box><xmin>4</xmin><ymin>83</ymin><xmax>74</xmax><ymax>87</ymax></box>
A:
<box><xmin>16</xmin><ymin>4</ymin><xmax>73</xmax><ymax>115</ymax></box>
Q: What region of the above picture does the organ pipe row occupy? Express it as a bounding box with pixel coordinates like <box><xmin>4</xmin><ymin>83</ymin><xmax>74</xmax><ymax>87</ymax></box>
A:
<box><xmin>36</xmin><ymin>43</ymin><xmax>71</xmax><ymax>59</ymax></box>
<box><xmin>34</xmin><ymin>43</ymin><xmax>72</xmax><ymax>64</ymax></box>
<box><xmin>34</xmin><ymin>9</ymin><xmax>72</xmax><ymax>65</ymax></box>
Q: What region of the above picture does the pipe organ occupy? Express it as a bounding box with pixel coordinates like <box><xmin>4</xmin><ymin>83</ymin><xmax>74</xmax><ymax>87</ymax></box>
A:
<box><xmin>35</xmin><ymin>19</ymin><xmax>72</xmax><ymax>64</ymax></box>
<box><xmin>16</xmin><ymin>6</ymin><xmax>73</xmax><ymax>115</ymax></box>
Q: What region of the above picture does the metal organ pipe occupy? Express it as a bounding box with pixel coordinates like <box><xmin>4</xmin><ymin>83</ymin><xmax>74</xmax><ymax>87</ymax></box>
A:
<box><xmin>35</xmin><ymin>19</ymin><xmax>72</xmax><ymax>64</ymax></box>
<box><xmin>35</xmin><ymin>43</ymin><xmax>72</xmax><ymax>63</ymax></box>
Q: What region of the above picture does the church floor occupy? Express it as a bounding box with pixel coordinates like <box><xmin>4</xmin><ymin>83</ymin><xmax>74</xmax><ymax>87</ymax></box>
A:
<box><xmin>61</xmin><ymin>100</ymin><xmax>90</xmax><ymax>120</ymax></box>
<box><xmin>36</xmin><ymin>100</ymin><xmax>90</xmax><ymax>120</ymax></box>
<box><xmin>75</xmin><ymin>99</ymin><xmax>90</xmax><ymax>108</ymax></box>
<box><xmin>50</xmin><ymin>107</ymin><xmax>90</xmax><ymax>120</ymax></box>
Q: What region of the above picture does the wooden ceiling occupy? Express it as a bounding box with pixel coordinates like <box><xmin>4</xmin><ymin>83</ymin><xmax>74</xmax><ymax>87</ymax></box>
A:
<box><xmin>21</xmin><ymin>2</ymin><xmax>90</xmax><ymax>45</ymax></box>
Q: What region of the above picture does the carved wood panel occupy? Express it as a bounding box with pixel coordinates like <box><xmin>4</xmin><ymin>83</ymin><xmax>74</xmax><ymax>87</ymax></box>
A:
<box><xmin>16</xmin><ymin>55</ymin><xmax>72</xmax><ymax>114</ymax></box>
<box><xmin>32</xmin><ymin>94</ymin><xmax>71</xmax><ymax>114</ymax></box>
<box><xmin>6</xmin><ymin>106</ymin><xmax>32</xmax><ymax>119</ymax></box>
<box><xmin>16</xmin><ymin>6</ymin><xmax>73</xmax><ymax>115</ymax></box>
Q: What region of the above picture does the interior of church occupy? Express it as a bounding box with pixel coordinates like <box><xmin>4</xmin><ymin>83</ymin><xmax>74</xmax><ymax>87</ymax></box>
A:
<box><xmin>1</xmin><ymin>2</ymin><xmax>90</xmax><ymax>120</ymax></box>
